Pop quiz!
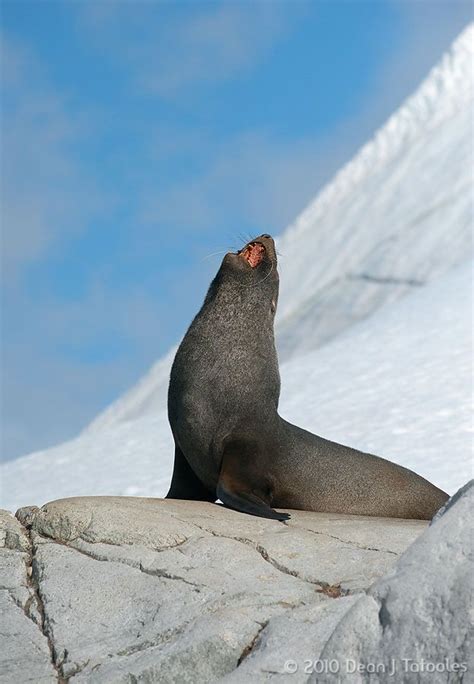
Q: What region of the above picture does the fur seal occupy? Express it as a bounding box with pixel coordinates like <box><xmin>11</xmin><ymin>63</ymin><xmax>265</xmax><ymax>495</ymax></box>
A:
<box><xmin>166</xmin><ymin>235</ymin><xmax>449</xmax><ymax>521</ymax></box>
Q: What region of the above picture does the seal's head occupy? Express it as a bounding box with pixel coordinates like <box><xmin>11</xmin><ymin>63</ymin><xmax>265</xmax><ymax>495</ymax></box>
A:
<box><xmin>224</xmin><ymin>233</ymin><xmax>277</xmax><ymax>277</ymax></box>
<box><xmin>235</xmin><ymin>234</ymin><xmax>277</xmax><ymax>271</ymax></box>
<box><xmin>213</xmin><ymin>234</ymin><xmax>279</xmax><ymax>315</ymax></box>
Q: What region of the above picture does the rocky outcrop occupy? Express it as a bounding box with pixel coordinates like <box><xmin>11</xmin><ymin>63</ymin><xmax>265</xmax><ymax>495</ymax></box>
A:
<box><xmin>0</xmin><ymin>510</ymin><xmax>57</xmax><ymax>682</ymax></box>
<box><xmin>1</xmin><ymin>485</ymin><xmax>471</xmax><ymax>682</ymax></box>
<box><xmin>312</xmin><ymin>479</ymin><xmax>473</xmax><ymax>684</ymax></box>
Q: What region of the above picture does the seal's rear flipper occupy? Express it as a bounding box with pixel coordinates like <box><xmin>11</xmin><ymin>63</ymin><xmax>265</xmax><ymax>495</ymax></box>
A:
<box><xmin>166</xmin><ymin>445</ymin><xmax>216</xmax><ymax>502</ymax></box>
<box><xmin>217</xmin><ymin>482</ymin><xmax>290</xmax><ymax>521</ymax></box>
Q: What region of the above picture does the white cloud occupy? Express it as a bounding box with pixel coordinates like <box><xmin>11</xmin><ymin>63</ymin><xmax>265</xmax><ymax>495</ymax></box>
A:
<box><xmin>142</xmin><ymin>3</ymin><xmax>291</xmax><ymax>96</ymax></box>
<box><xmin>138</xmin><ymin>129</ymin><xmax>335</xmax><ymax>236</ymax></box>
<box><xmin>0</xmin><ymin>33</ymin><xmax>108</xmax><ymax>281</ymax></box>
<box><xmin>78</xmin><ymin>1</ymin><xmax>305</xmax><ymax>96</ymax></box>
<box><xmin>2</xmin><ymin>277</ymin><xmax>173</xmax><ymax>459</ymax></box>
<box><xmin>136</xmin><ymin>6</ymin><xmax>473</xmax><ymax>249</ymax></box>
<box><xmin>0</xmin><ymin>35</ymin><xmax>140</xmax><ymax>459</ymax></box>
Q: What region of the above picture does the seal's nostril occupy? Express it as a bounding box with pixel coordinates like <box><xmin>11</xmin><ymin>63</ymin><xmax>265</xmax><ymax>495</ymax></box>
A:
<box><xmin>261</xmin><ymin>234</ymin><xmax>271</xmax><ymax>239</ymax></box>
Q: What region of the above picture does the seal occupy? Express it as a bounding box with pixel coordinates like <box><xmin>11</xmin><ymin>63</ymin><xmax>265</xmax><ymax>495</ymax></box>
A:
<box><xmin>166</xmin><ymin>235</ymin><xmax>449</xmax><ymax>520</ymax></box>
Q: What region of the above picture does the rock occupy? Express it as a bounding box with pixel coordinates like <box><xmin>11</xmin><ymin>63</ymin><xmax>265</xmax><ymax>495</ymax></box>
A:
<box><xmin>430</xmin><ymin>478</ymin><xmax>473</xmax><ymax>524</ymax></box>
<box><xmin>3</xmin><ymin>485</ymin><xmax>471</xmax><ymax>682</ymax></box>
<box><xmin>222</xmin><ymin>595</ymin><xmax>361</xmax><ymax>683</ymax></box>
<box><xmin>1</xmin><ymin>497</ymin><xmax>426</xmax><ymax>682</ymax></box>
<box><xmin>311</xmin><ymin>479</ymin><xmax>473</xmax><ymax>683</ymax></box>
<box><xmin>0</xmin><ymin>510</ymin><xmax>57</xmax><ymax>683</ymax></box>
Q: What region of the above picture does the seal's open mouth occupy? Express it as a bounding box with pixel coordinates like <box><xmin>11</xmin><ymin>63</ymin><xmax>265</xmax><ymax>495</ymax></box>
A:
<box><xmin>240</xmin><ymin>242</ymin><xmax>265</xmax><ymax>268</ymax></box>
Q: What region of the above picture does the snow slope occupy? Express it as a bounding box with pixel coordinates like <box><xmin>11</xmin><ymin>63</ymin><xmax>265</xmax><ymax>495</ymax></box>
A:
<box><xmin>86</xmin><ymin>23</ymin><xmax>473</xmax><ymax>432</ymax></box>
<box><xmin>276</xmin><ymin>22</ymin><xmax>473</xmax><ymax>334</ymax></box>
<box><xmin>279</xmin><ymin>260</ymin><xmax>473</xmax><ymax>495</ymax></box>
<box><xmin>1</xmin><ymin>26</ymin><xmax>472</xmax><ymax>512</ymax></box>
<box><xmin>1</xmin><ymin>259</ymin><xmax>471</xmax><ymax>512</ymax></box>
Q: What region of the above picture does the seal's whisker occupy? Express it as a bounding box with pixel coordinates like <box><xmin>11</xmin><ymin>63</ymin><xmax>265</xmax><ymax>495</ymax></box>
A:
<box><xmin>201</xmin><ymin>250</ymin><xmax>230</xmax><ymax>261</ymax></box>
<box><xmin>239</xmin><ymin>261</ymin><xmax>274</xmax><ymax>289</ymax></box>
<box><xmin>239</xmin><ymin>231</ymin><xmax>258</xmax><ymax>244</ymax></box>
<box><xmin>237</xmin><ymin>232</ymin><xmax>252</xmax><ymax>247</ymax></box>
<box><xmin>255</xmin><ymin>261</ymin><xmax>274</xmax><ymax>287</ymax></box>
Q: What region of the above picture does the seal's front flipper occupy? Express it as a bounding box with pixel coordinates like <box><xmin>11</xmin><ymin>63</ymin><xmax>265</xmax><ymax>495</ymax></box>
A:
<box><xmin>166</xmin><ymin>445</ymin><xmax>216</xmax><ymax>502</ymax></box>
<box><xmin>217</xmin><ymin>481</ymin><xmax>290</xmax><ymax>521</ymax></box>
<box><xmin>217</xmin><ymin>441</ymin><xmax>290</xmax><ymax>521</ymax></box>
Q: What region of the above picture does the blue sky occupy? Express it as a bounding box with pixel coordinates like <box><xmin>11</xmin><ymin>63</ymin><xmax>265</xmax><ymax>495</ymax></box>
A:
<box><xmin>1</xmin><ymin>0</ymin><xmax>471</xmax><ymax>461</ymax></box>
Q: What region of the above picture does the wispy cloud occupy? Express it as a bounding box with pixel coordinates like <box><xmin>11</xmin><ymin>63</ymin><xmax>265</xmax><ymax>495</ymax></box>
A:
<box><xmin>2</xmin><ymin>265</ymin><xmax>171</xmax><ymax>459</ymax></box>
<box><xmin>78</xmin><ymin>1</ymin><xmax>305</xmax><ymax>97</ymax></box>
<box><xmin>0</xmin><ymin>34</ymin><xmax>145</xmax><ymax>458</ymax></box>
<box><xmin>1</xmin><ymin>33</ymin><xmax>107</xmax><ymax>281</ymax></box>
<box><xmin>141</xmin><ymin>3</ymin><xmax>292</xmax><ymax>96</ymax></box>
<box><xmin>138</xmin><ymin>129</ymin><xmax>337</xmax><ymax>239</ymax></box>
<box><xmin>134</xmin><ymin>4</ymin><xmax>473</xmax><ymax>250</ymax></box>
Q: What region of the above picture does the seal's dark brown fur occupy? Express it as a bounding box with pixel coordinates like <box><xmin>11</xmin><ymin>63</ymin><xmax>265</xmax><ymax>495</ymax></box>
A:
<box><xmin>166</xmin><ymin>235</ymin><xmax>448</xmax><ymax>521</ymax></box>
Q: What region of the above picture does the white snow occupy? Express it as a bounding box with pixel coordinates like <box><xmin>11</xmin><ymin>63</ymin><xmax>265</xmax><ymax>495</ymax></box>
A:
<box><xmin>279</xmin><ymin>260</ymin><xmax>473</xmax><ymax>495</ymax></box>
<box><xmin>275</xmin><ymin>22</ymin><xmax>473</xmax><ymax>358</ymax></box>
<box><xmin>1</xmin><ymin>25</ymin><xmax>473</xmax><ymax>512</ymax></box>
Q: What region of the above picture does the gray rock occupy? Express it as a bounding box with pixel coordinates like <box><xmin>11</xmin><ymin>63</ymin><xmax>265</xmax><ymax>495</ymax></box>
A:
<box><xmin>2</xmin><ymin>497</ymin><xmax>425</xmax><ymax>682</ymax></box>
<box><xmin>221</xmin><ymin>480</ymin><xmax>472</xmax><ymax>683</ymax></box>
<box><xmin>311</xmin><ymin>481</ymin><xmax>473</xmax><ymax>683</ymax></box>
<box><xmin>430</xmin><ymin>478</ymin><xmax>473</xmax><ymax>524</ymax></box>
<box><xmin>0</xmin><ymin>509</ymin><xmax>56</xmax><ymax>683</ymax></box>
<box><xmin>222</xmin><ymin>595</ymin><xmax>361</xmax><ymax>683</ymax></box>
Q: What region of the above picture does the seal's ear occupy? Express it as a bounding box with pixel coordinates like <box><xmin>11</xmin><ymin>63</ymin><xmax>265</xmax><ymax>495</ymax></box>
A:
<box><xmin>217</xmin><ymin>438</ymin><xmax>290</xmax><ymax>521</ymax></box>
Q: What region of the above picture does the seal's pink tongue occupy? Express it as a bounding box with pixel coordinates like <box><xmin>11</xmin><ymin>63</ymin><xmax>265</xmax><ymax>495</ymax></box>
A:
<box><xmin>242</xmin><ymin>243</ymin><xmax>265</xmax><ymax>268</ymax></box>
